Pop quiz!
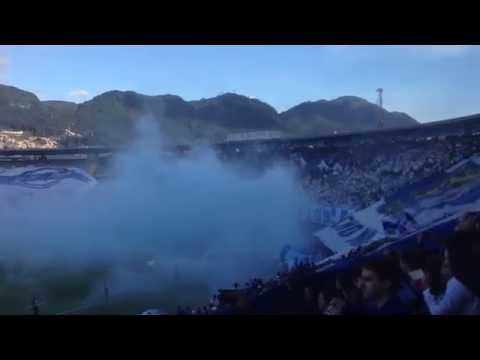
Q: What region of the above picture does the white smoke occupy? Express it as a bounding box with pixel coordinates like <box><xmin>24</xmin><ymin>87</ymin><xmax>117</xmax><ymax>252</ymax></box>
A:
<box><xmin>0</xmin><ymin>118</ymin><xmax>311</xmax><ymax>312</ymax></box>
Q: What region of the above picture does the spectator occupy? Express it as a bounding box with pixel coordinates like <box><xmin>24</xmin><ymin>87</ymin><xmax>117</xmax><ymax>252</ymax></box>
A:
<box><xmin>449</xmin><ymin>213</ymin><xmax>480</xmax><ymax>297</ymax></box>
<box><xmin>359</xmin><ymin>258</ymin><xmax>410</xmax><ymax>315</ymax></box>
<box><xmin>423</xmin><ymin>254</ymin><xmax>480</xmax><ymax>315</ymax></box>
<box><xmin>324</xmin><ymin>296</ymin><xmax>347</xmax><ymax>315</ymax></box>
<box><xmin>422</xmin><ymin>253</ymin><xmax>448</xmax><ymax>315</ymax></box>
<box><xmin>441</xmin><ymin>248</ymin><xmax>452</xmax><ymax>281</ymax></box>
<box><xmin>297</xmin><ymin>286</ymin><xmax>317</xmax><ymax>314</ymax></box>
<box><xmin>353</xmin><ymin>270</ymin><xmax>364</xmax><ymax>290</ymax></box>
<box><xmin>423</xmin><ymin>215</ymin><xmax>480</xmax><ymax>315</ymax></box>
<box><xmin>398</xmin><ymin>249</ymin><xmax>427</xmax><ymax>291</ymax></box>
<box><xmin>396</xmin><ymin>250</ymin><xmax>430</xmax><ymax>314</ymax></box>
<box><xmin>316</xmin><ymin>287</ymin><xmax>336</xmax><ymax>314</ymax></box>
<box><xmin>334</xmin><ymin>272</ymin><xmax>364</xmax><ymax>315</ymax></box>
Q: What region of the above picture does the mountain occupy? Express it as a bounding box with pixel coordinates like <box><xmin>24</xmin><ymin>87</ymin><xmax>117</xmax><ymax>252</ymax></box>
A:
<box><xmin>191</xmin><ymin>93</ymin><xmax>279</xmax><ymax>130</ymax></box>
<box><xmin>0</xmin><ymin>84</ymin><xmax>48</xmax><ymax>135</ymax></box>
<box><xmin>279</xmin><ymin>96</ymin><xmax>418</xmax><ymax>136</ymax></box>
<box><xmin>0</xmin><ymin>84</ymin><xmax>79</xmax><ymax>136</ymax></box>
<box><xmin>0</xmin><ymin>84</ymin><xmax>419</xmax><ymax>146</ymax></box>
<box><xmin>72</xmin><ymin>91</ymin><xmax>281</xmax><ymax>145</ymax></box>
<box><xmin>43</xmin><ymin>100</ymin><xmax>77</xmax><ymax>123</ymax></box>
<box><xmin>72</xmin><ymin>91</ymin><xmax>223</xmax><ymax>145</ymax></box>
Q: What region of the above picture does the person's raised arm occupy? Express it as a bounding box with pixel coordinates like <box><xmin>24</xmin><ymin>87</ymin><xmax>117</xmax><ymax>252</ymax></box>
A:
<box><xmin>424</xmin><ymin>278</ymin><xmax>472</xmax><ymax>315</ymax></box>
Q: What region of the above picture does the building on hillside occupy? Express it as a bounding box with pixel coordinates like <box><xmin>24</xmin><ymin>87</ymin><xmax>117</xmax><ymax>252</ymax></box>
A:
<box><xmin>0</xmin><ymin>130</ymin><xmax>24</xmax><ymax>136</ymax></box>
<box><xmin>225</xmin><ymin>130</ymin><xmax>286</xmax><ymax>142</ymax></box>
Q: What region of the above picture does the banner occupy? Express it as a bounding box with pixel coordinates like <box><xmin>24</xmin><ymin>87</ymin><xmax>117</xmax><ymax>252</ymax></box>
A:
<box><xmin>313</xmin><ymin>201</ymin><xmax>386</xmax><ymax>254</ymax></box>
<box><xmin>0</xmin><ymin>166</ymin><xmax>96</xmax><ymax>207</ymax></box>
<box><xmin>308</xmin><ymin>205</ymin><xmax>351</xmax><ymax>229</ymax></box>
<box><xmin>0</xmin><ymin>166</ymin><xmax>95</xmax><ymax>189</ymax></box>
<box><xmin>381</xmin><ymin>156</ymin><xmax>480</xmax><ymax>231</ymax></box>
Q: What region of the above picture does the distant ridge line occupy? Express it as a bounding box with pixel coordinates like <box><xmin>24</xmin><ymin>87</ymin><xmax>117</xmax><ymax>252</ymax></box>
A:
<box><xmin>0</xmin><ymin>112</ymin><xmax>479</xmax><ymax>156</ymax></box>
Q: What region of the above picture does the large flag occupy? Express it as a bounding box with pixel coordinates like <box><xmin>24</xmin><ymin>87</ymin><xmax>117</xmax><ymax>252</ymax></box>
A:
<box><xmin>313</xmin><ymin>156</ymin><xmax>480</xmax><ymax>265</ymax></box>
<box><xmin>381</xmin><ymin>155</ymin><xmax>480</xmax><ymax>232</ymax></box>
<box><xmin>0</xmin><ymin>166</ymin><xmax>95</xmax><ymax>189</ymax></box>
<box><xmin>0</xmin><ymin>166</ymin><xmax>96</xmax><ymax>207</ymax></box>
<box><xmin>313</xmin><ymin>201</ymin><xmax>386</xmax><ymax>254</ymax></box>
<box><xmin>281</xmin><ymin>156</ymin><xmax>480</xmax><ymax>273</ymax></box>
<box><xmin>309</xmin><ymin>205</ymin><xmax>351</xmax><ymax>229</ymax></box>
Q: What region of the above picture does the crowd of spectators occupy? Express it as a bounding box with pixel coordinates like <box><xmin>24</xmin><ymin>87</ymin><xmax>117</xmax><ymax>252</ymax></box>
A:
<box><xmin>177</xmin><ymin>212</ymin><xmax>480</xmax><ymax>315</ymax></box>
<box><xmin>294</xmin><ymin>135</ymin><xmax>480</xmax><ymax>209</ymax></box>
<box><xmin>217</xmin><ymin>134</ymin><xmax>480</xmax><ymax>210</ymax></box>
<box><xmin>187</xmin><ymin>131</ymin><xmax>480</xmax><ymax>315</ymax></box>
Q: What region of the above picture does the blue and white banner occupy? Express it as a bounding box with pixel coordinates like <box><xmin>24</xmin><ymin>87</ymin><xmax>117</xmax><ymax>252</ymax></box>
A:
<box><xmin>381</xmin><ymin>211</ymin><xmax>419</xmax><ymax>239</ymax></box>
<box><xmin>309</xmin><ymin>206</ymin><xmax>351</xmax><ymax>229</ymax></box>
<box><xmin>0</xmin><ymin>166</ymin><xmax>96</xmax><ymax>207</ymax></box>
<box><xmin>312</xmin><ymin>156</ymin><xmax>480</xmax><ymax>266</ymax></box>
<box><xmin>305</xmin><ymin>157</ymin><xmax>480</xmax><ymax>274</ymax></box>
<box><xmin>313</xmin><ymin>201</ymin><xmax>386</xmax><ymax>254</ymax></box>
<box><xmin>381</xmin><ymin>155</ymin><xmax>480</xmax><ymax>234</ymax></box>
<box><xmin>0</xmin><ymin>167</ymin><xmax>95</xmax><ymax>189</ymax></box>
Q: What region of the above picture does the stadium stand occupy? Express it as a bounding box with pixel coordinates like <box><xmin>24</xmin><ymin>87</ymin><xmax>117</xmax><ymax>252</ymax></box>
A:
<box><xmin>175</xmin><ymin>115</ymin><xmax>480</xmax><ymax>315</ymax></box>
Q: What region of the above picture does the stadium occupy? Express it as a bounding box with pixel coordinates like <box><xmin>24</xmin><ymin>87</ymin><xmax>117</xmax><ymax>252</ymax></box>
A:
<box><xmin>4</xmin><ymin>43</ymin><xmax>480</xmax><ymax>316</ymax></box>
<box><xmin>2</xmin><ymin>112</ymin><xmax>480</xmax><ymax>315</ymax></box>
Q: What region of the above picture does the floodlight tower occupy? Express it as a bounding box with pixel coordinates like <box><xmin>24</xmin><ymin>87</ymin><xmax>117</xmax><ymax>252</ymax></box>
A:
<box><xmin>377</xmin><ymin>88</ymin><xmax>384</xmax><ymax>129</ymax></box>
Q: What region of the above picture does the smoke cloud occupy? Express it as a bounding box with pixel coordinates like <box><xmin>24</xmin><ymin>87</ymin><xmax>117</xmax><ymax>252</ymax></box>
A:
<box><xmin>0</xmin><ymin>118</ymin><xmax>311</xmax><ymax>313</ymax></box>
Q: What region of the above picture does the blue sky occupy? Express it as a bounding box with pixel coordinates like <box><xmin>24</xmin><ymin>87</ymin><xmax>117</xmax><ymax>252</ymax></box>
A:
<box><xmin>0</xmin><ymin>45</ymin><xmax>478</xmax><ymax>123</ymax></box>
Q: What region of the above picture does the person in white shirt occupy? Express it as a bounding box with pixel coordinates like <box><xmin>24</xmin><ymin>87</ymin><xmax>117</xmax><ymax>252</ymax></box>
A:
<box><xmin>448</xmin><ymin>213</ymin><xmax>480</xmax><ymax>298</ymax></box>
<box><xmin>423</xmin><ymin>249</ymin><xmax>480</xmax><ymax>315</ymax></box>
<box><xmin>424</xmin><ymin>275</ymin><xmax>480</xmax><ymax>315</ymax></box>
